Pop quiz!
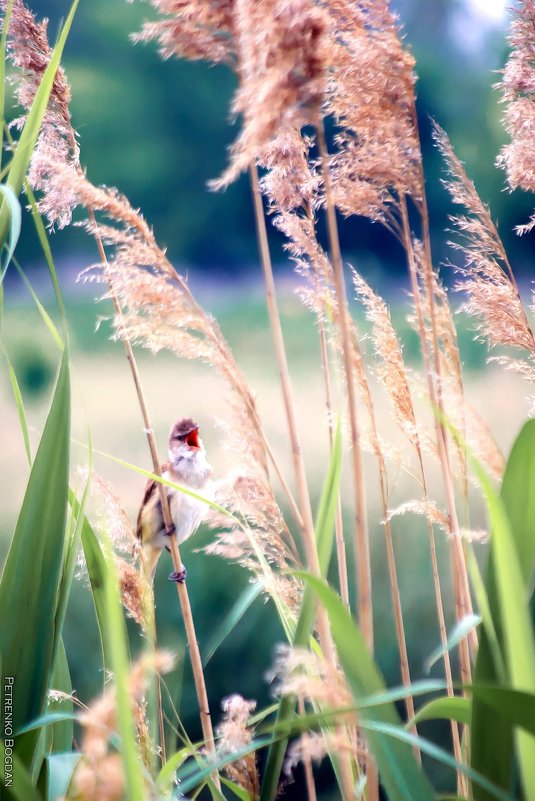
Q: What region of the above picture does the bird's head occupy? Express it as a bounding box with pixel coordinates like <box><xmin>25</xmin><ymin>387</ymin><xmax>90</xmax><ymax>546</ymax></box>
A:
<box><xmin>168</xmin><ymin>418</ymin><xmax>211</xmax><ymax>483</ymax></box>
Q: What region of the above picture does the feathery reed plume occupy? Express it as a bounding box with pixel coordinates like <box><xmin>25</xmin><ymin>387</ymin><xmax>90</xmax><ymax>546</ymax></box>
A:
<box><xmin>1</xmin><ymin>0</ymin><xmax>80</xmax><ymax>228</ymax></box>
<box><xmin>78</xmin><ymin>471</ymin><xmax>150</xmax><ymax>630</ymax></box>
<box><xmin>69</xmin><ymin>651</ymin><xmax>174</xmax><ymax>801</ymax></box>
<box><xmin>1</xmin><ymin>0</ymin><xmax>80</xmax><ymax>227</ymax></box>
<box><xmin>205</xmin><ymin>473</ymin><xmax>302</xmax><ymax>614</ymax></box>
<box><xmin>434</xmin><ymin>122</ymin><xmax>535</xmax><ymax>377</ymax></box>
<box><xmin>216</xmin><ymin>694</ymin><xmax>259</xmax><ymax>800</ymax></box>
<box><xmin>326</xmin><ymin>0</ymin><xmax>420</xmax><ymax>231</ymax></box>
<box><xmin>354</xmin><ymin>269</ymin><xmax>468</xmax><ymax>764</ymax></box>
<box><xmin>270</xmin><ymin>644</ymin><xmax>353</xmax><ymax>716</ymax></box>
<box><xmin>270</xmin><ymin>644</ymin><xmax>361</xmax><ymax>790</ymax></box>
<box><xmin>497</xmin><ymin>0</ymin><xmax>535</xmax><ymax>204</ymax></box>
<box><xmin>213</xmin><ymin>0</ymin><xmax>329</xmax><ymax>187</ymax></box>
<box><xmin>134</xmin><ymin>0</ymin><xmax>236</xmax><ymax>64</ymax></box>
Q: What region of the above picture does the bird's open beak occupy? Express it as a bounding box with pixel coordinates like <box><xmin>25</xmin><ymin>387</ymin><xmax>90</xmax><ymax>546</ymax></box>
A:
<box><xmin>185</xmin><ymin>429</ymin><xmax>201</xmax><ymax>450</ymax></box>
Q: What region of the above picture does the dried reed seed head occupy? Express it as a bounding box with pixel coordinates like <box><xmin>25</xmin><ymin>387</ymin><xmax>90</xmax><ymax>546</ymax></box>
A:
<box><xmin>217</xmin><ymin>694</ymin><xmax>259</xmax><ymax>800</ymax></box>
<box><xmin>76</xmin><ymin>650</ymin><xmax>174</xmax><ymax>769</ymax></box>
<box><xmin>259</xmin><ymin>127</ymin><xmax>320</xmax><ymax>214</ymax></box>
<box><xmin>69</xmin><ymin>753</ymin><xmax>124</xmax><ymax>801</ymax></box>
<box><xmin>285</xmin><ymin>729</ymin><xmax>365</xmax><ymax>777</ymax></box>
<box><xmin>326</xmin><ymin>0</ymin><xmax>421</xmax><ymax>222</ymax></box>
<box><xmin>2</xmin><ymin>0</ymin><xmax>73</xmax><ymax>130</ymax></box>
<box><xmin>386</xmin><ymin>500</ymin><xmax>449</xmax><ymax>531</ymax></box>
<box><xmin>1</xmin><ymin>0</ymin><xmax>80</xmax><ymax>226</ymax></box>
<box><xmin>134</xmin><ymin>0</ymin><xmax>236</xmax><ymax>65</ymax></box>
<box><xmin>88</xmin><ymin>471</ymin><xmax>139</xmax><ymax>556</ymax></box>
<box><xmin>497</xmin><ymin>0</ymin><xmax>535</xmax><ymax>194</ymax></box>
<box><xmin>217</xmin><ymin>694</ymin><xmax>256</xmax><ymax>751</ymax></box>
<box><xmin>431</xmin><ymin>127</ymin><xmax>535</xmax><ymax>360</ymax></box>
<box><xmin>269</xmin><ymin>644</ymin><xmax>353</xmax><ymax>713</ymax></box>
<box><xmin>353</xmin><ymin>271</ymin><xmax>417</xmax><ymax>434</ymax></box>
<box><xmin>214</xmin><ymin>0</ymin><xmax>330</xmax><ymax>187</ymax></box>
<box><xmin>116</xmin><ymin>558</ymin><xmax>150</xmax><ymax>628</ymax></box>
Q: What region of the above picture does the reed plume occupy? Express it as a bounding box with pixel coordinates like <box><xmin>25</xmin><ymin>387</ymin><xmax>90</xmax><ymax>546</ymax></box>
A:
<box><xmin>497</xmin><ymin>0</ymin><xmax>535</xmax><ymax>202</ymax></box>
<box><xmin>134</xmin><ymin>0</ymin><xmax>236</xmax><ymax>64</ymax></box>
<box><xmin>1</xmin><ymin>0</ymin><xmax>80</xmax><ymax>226</ymax></box>
<box><xmin>68</xmin><ymin>651</ymin><xmax>174</xmax><ymax>801</ymax></box>
<box><xmin>216</xmin><ymin>694</ymin><xmax>260</xmax><ymax>800</ymax></box>
<box><xmin>435</xmin><ymin>123</ymin><xmax>535</xmax><ymax>379</ymax></box>
<box><xmin>325</xmin><ymin>0</ymin><xmax>420</xmax><ymax>231</ymax></box>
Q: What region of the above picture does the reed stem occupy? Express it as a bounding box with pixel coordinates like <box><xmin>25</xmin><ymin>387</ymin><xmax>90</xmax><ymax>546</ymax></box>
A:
<box><xmin>315</xmin><ymin>119</ymin><xmax>376</xmax><ymax>801</ymax></box>
<box><xmin>249</xmin><ymin>162</ymin><xmax>355</xmax><ymax>801</ymax></box>
<box><xmin>88</xmin><ymin>210</ymin><xmax>219</xmax><ymax>785</ymax></box>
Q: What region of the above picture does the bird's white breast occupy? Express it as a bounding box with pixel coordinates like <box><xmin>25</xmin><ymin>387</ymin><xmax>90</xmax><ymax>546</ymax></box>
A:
<box><xmin>167</xmin><ymin>476</ymin><xmax>213</xmax><ymax>544</ymax></box>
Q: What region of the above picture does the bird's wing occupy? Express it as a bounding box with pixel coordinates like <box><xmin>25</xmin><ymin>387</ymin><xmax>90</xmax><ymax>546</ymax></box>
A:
<box><xmin>136</xmin><ymin>462</ymin><xmax>171</xmax><ymax>541</ymax></box>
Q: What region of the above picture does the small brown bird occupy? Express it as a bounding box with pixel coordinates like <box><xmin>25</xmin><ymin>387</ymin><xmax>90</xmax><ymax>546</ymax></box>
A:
<box><xmin>137</xmin><ymin>418</ymin><xmax>213</xmax><ymax>583</ymax></box>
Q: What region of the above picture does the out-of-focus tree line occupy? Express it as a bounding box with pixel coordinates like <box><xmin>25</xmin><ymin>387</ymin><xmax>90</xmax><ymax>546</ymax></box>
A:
<box><xmin>16</xmin><ymin>0</ymin><xmax>535</xmax><ymax>276</ymax></box>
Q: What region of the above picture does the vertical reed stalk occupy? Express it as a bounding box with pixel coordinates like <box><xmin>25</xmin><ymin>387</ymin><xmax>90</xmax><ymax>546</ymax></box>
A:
<box><xmin>88</xmin><ymin>211</ymin><xmax>219</xmax><ymax>784</ymax></box>
<box><xmin>298</xmin><ymin>696</ymin><xmax>318</xmax><ymax>801</ymax></box>
<box><xmin>249</xmin><ymin>163</ymin><xmax>355</xmax><ymax>801</ymax></box>
<box><xmin>399</xmin><ymin>197</ymin><xmax>469</xmax><ymax>795</ymax></box>
<box><xmin>399</xmin><ymin>198</ymin><xmax>472</xmax><ymax>680</ymax></box>
<box><xmin>315</xmin><ymin>120</ymin><xmax>376</xmax><ymax>801</ymax></box>
<box><xmin>317</xmin><ymin>302</ymin><xmax>350</xmax><ymax>608</ymax></box>
<box><xmin>415</xmin><ymin>445</ymin><xmax>464</xmax><ymax>773</ymax></box>
<box><xmin>314</xmin><ymin>123</ymin><xmax>372</xmax><ymax>647</ymax></box>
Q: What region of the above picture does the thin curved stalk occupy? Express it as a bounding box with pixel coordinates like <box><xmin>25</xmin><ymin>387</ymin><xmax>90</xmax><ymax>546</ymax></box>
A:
<box><xmin>249</xmin><ymin>162</ymin><xmax>355</xmax><ymax>801</ymax></box>
<box><xmin>88</xmin><ymin>210</ymin><xmax>219</xmax><ymax>786</ymax></box>
<box><xmin>315</xmin><ymin>119</ymin><xmax>376</xmax><ymax>801</ymax></box>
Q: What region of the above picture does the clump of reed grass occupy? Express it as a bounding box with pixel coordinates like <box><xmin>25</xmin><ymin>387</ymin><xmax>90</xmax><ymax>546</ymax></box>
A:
<box><xmin>216</xmin><ymin>694</ymin><xmax>260</xmax><ymax>800</ymax></box>
<box><xmin>497</xmin><ymin>0</ymin><xmax>535</xmax><ymax>203</ymax></box>
<box><xmin>67</xmin><ymin>652</ymin><xmax>174</xmax><ymax>801</ymax></box>
<box><xmin>9</xmin><ymin>0</ymin><xmax>535</xmax><ymax>798</ymax></box>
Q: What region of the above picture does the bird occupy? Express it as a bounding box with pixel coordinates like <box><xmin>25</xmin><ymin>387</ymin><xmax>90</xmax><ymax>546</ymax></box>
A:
<box><xmin>136</xmin><ymin>417</ymin><xmax>213</xmax><ymax>583</ymax></box>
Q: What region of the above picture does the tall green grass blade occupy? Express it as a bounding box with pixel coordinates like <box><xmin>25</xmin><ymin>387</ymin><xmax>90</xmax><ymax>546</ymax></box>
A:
<box><xmin>74</xmin><ymin>494</ymin><xmax>112</xmax><ymax>678</ymax></box>
<box><xmin>359</xmin><ymin>721</ymin><xmax>515</xmax><ymax>801</ymax></box>
<box><xmin>0</xmin><ymin>743</ymin><xmax>42</xmax><ymax>801</ymax></box>
<box><xmin>100</xmin><ymin>534</ymin><xmax>145</xmax><ymax>801</ymax></box>
<box><xmin>0</xmin><ymin>0</ymin><xmax>79</xmax><ymax>246</ymax></box>
<box><xmin>41</xmin><ymin>752</ymin><xmax>80</xmax><ymax>801</ymax></box>
<box><xmin>424</xmin><ymin>614</ymin><xmax>481</xmax><ymax>674</ymax></box>
<box><xmin>16</xmin><ymin>714</ymin><xmax>77</xmax><ymax>737</ymax></box>
<box><xmin>470</xmin><ymin>424</ymin><xmax>535</xmax><ymax>801</ymax></box>
<box><xmin>469</xmin><ymin>685</ymin><xmax>535</xmax><ymax>737</ymax></box>
<box><xmin>220</xmin><ymin>776</ymin><xmax>253</xmax><ymax>801</ymax></box>
<box><xmin>25</xmin><ymin>182</ymin><xmax>68</xmax><ymax>326</ymax></box>
<box><xmin>466</xmin><ymin>546</ymin><xmax>506</xmax><ymax>681</ymax></box>
<box><xmin>178</xmin><ymin>738</ymin><xmax>272</xmax><ymax>794</ymax></box>
<box><xmin>203</xmin><ymin>582</ymin><xmax>261</xmax><ymax>667</ymax></box>
<box><xmin>500</xmin><ymin>419</ymin><xmax>535</xmax><ymax>583</ymax></box>
<box><xmin>410</xmin><ymin>696</ymin><xmax>471</xmax><ymax>727</ymax></box>
<box><xmin>0</xmin><ymin>0</ymin><xmax>14</xmax><ymax>168</ymax></box>
<box><xmin>12</xmin><ymin>259</ymin><xmax>64</xmax><ymax>349</ymax></box>
<box><xmin>0</xmin><ymin>184</ymin><xmax>20</xmax><ymax>278</ymax></box>
<box><xmin>0</xmin><ymin>348</ymin><xmax>70</xmax><ymax>768</ymax></box>
<box><xmin>47</xmin><ymin>639</ymin><xmax>73</xmax><ymax>754</ymax></box>
<box><xmin>0</xmin><ymin>342</ymin><xmax>31</xmax><ymax>465</ymax></box>
<box><xmin>298</xmin><ymin>573</ymin><xmax>436</xmax><ymax>801</ymax></box>
<box><xmin>260</xmin><ymin>424</ymin><xmax>342</xmax><ymax>801</ymax></box>
<box><xmin>53</xmin><ymin>461</ymin><xmax>92</xmax><ymax>669</ymax></box>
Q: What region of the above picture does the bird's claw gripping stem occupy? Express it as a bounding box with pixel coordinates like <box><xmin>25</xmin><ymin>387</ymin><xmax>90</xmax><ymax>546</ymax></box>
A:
<box><xmin>164</xmin><ymin>524</ymin><xmax>176</xmax><ymax>537</ymax></box>
<box><xmin>168</xmin><ymin>567</ymin><xmax>187</xmax><ymax>583</ymax></box>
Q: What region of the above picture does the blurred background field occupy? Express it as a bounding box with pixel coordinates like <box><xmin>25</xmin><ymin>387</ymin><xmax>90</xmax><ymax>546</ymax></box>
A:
<box><xmin>2</xmin><ymin>0</ymin><xmax>534</xmax><ymax>794</ymax></box>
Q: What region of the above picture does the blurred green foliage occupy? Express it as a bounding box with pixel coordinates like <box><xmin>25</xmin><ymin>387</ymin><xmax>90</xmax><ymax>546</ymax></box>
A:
<box><xmin>13</xmin><ymin>0</ymin><xmax>534</xmax><ymax>278</ymax></box>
